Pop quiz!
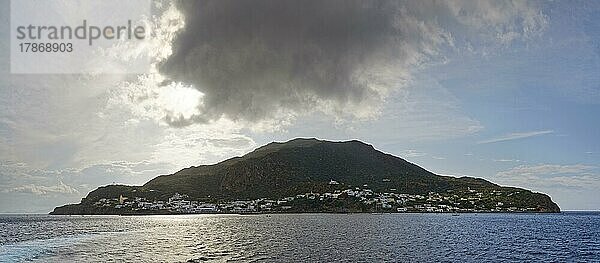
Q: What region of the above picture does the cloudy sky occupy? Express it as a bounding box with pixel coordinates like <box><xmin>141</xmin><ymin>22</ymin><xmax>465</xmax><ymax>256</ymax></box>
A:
<box><xmin>1</xmin><ymin>0</ymin><xmax>598</xmax><ymax>212</ymax></box>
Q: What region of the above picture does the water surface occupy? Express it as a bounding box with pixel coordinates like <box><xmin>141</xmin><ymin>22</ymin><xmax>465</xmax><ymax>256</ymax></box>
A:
<box><xmin>1</xmin><ymin>212</ymin><xmax>598</xmax><ymax>262</ymax></box>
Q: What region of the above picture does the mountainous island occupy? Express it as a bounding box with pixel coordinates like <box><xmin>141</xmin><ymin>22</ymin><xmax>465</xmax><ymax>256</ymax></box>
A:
<box><xmin>51</xmin><ymin>138</ymin><xmax>560</xmax><ymax>215</ymax></box>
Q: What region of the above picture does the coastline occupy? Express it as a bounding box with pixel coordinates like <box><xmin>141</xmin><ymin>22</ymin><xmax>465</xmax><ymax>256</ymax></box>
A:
<box><xmin>50</xmin><ymin>210</ymin><xmax>563</xmax><ymax>216</ymax></box>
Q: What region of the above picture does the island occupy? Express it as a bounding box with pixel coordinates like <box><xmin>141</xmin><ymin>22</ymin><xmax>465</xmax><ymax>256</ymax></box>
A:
<box><xmin>51</xmin><ymin>138</ymin><xmax>560</xmax><ymax>215</ymax></box>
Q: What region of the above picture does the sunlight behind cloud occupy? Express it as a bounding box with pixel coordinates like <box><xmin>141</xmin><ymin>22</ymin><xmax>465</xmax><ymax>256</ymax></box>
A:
<box><xmin>158</xmin><ymin>83</ymin><xmax>204</xmax><ymax>120</ymax></box>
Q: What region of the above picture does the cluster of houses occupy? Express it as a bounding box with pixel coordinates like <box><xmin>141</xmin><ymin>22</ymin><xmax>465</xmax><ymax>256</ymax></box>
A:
<box><xmin>93</xmin><ymin>184</ymin><xmax>537</xmax><ymax>213</ymax></box>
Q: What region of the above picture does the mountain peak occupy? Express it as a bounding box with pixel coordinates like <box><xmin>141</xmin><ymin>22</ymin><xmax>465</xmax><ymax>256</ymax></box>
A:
<box><xmin>246</xmin><ymin>138</ymin><xmax>376</xmax><ymax>160</ymax></box>
<box><xmin>270</xmin><ymin>138</ymin><xmax>374</xmax><ymax>149</ymax></box>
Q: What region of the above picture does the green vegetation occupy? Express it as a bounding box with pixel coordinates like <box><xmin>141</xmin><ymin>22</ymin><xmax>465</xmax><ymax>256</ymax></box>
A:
<box><xmin>51</xmin><ymin>138</ymin><xmax>560</xmax><ymax>214</ymax></box>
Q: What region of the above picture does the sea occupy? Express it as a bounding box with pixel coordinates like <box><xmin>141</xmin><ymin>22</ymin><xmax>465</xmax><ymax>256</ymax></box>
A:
<box><xmin>0</xmin><ymin>212</ymin><xmax>598</xmax><ymax>262</ymax></box>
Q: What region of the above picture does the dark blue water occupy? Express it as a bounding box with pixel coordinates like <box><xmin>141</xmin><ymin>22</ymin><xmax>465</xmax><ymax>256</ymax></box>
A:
<box><xmin>0</xmin><ymin>212</ymin><xmax>599</xmax><ymax>262</ymax></box>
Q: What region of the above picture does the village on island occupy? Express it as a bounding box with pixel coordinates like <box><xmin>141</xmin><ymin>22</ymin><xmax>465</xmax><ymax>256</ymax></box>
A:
<box><xmin>93</xmin><ymin>179</ymin><xmax>540</xmax><ymax>214</ymax></box>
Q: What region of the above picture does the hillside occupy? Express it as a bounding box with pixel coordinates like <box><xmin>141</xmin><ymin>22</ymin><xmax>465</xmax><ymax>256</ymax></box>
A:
<box><xmin>51</xmin><ymin>138</ymin><xmax>560</xmax><ymax>214</ymax></box>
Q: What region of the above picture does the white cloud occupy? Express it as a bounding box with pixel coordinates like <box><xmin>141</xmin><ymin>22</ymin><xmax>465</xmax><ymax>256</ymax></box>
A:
<box><xmin>446</xmin><ymin>0</ymin><xmax>547</xmax><ymax>41</ymax></box>
<box><xmin>0</xmin><ymin>160</ymin><xmax>178</xmax><ymax>212</ymax></box>
<box><xmin>493</xmin><ymin>159</ymin><xmax>522</xmax><ymax>163</ymax></box>
<box><xmin>150</xmin><ymin>126</ymin><xmax>256</xmax><ymax>168</ymax></box>
<box><xmin>498</xmin><ymin>164</ymin><xmax>596</xmax><ymax>177</ymax></box>
<box><xmin>494</xmin><ymin>164</ymin><xmax>600</xmax><ymax>210</ymax></box>
<box><xmin>356</xmin><ymin>77</ymin><xmax>484</xmax><ymax>141</ymax></box>
<box><xmin>260</xmin><ymin>78</ymin><xmax>485</xmax><ymax>143</ymax></box>
<box><xmin>478</xmin><ymin>130</ymin><xmax>554</xmax><ymax>144</ymax></box>
<box><xmin>10</xmin><ymin>181</ymin><xmax>79</xmax><ymax>196</ymax></box>
<box><xmin>403</xmin><ymin>150</ymin><xmax>427</xmax><ymax>158</ymax></box>
<box><xmin>496</xmin><ymin>164</ymin><xmax>599</xmax><ymax>190</ymax></box>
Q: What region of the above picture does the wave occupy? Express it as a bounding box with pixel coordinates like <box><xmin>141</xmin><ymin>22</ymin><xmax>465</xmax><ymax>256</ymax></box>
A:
<box><xmin>0</xmin><ymin>233</ymin><xmax>95</xmax><ymax>262</ymax></box>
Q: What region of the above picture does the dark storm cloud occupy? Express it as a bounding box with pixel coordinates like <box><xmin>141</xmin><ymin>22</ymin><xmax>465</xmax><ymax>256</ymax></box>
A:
<box><xmin>158</xmin><ymin>0</ymin><xmax>542</xmax><ymax>126</ymax></box>
<box><xmin>158</xmin><ymin>0</ymin><xmax>435</xmax><ymax>124</ymax></box>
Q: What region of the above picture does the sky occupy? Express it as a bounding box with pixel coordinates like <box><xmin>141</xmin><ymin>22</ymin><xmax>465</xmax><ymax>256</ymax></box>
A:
<box><xmin>0</xmin><ymin>0</ymin><xmax>598</xmax><ymax>212</ymax></box>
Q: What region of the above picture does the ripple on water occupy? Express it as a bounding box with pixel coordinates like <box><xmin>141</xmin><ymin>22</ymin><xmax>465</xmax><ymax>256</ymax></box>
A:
<box><xmin>0</xmin><ymin>213</ymin><xmax>599</xmax><ymax>262</ymax></box>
